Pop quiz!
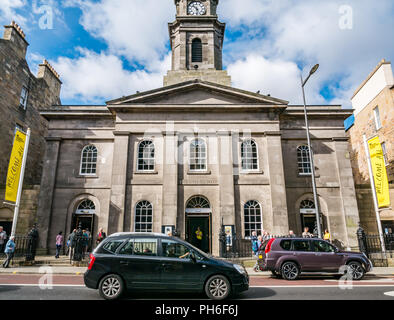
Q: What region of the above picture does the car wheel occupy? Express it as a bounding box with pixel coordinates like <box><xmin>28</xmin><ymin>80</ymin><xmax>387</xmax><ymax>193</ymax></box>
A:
<box><xmin>347</xmin><ymin>261</ymin><xmax>365</xmax><ymax>280</ymax></box>
<box><xmin>205</xmin><ymin>275</ymin><xmax>231</xmax><ymax>300</ymax></box>
<box><xmin>281</xmin><ymin>262</ymin><xmax>300</xmax><ymax>280</ymax></box>
<box><xmin>99</xmin><ymin>274</ymin><xmax>124</xmax><ymax>300</ymax></box>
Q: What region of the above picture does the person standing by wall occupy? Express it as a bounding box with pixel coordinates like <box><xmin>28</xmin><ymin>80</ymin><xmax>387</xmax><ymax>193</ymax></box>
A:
<box><xmin>96</xmin><ymin>228</ymin><xmax>106</xmax><ymax>246</ymax></box>
<box><xmin>55</xmin><ymin>231</ymin><xmax>63</xmax><ymax>259</ymax></box>
<box><xmin>0</xmin><ymin>226</ymin><xmax>7</xmax><ymax>255</ymax></box>
<box><xmin>323</xmin><ymin>229</ymin><xmax>331</xmax><ymax>243</ymax></box>
<box><xmin>251</xmin><ymin>231</ymin><xmax>259</xmax><ymax>256</ymax></box>
<box><xmin>2</xmin><ymin>236</ymin><xmax>15</xmax><ymax>268</ymax></box>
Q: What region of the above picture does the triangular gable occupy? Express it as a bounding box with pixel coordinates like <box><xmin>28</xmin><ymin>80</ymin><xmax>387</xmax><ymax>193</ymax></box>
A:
<box><xmin>106</xmin><ymin>79</ymin><xmax>288</xmax><ymax>105</ymax></box>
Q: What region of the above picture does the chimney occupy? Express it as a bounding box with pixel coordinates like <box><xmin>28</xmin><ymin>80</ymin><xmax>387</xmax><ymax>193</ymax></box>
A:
<box><xmin>3</xmin><ymin>21</ymin><xmax>29</xmax><ymax>59</ymax></box>
<box><xmin>37</xmin><ymin>60</ymin><xmax>62</xmax><ymax>100</ymax></box>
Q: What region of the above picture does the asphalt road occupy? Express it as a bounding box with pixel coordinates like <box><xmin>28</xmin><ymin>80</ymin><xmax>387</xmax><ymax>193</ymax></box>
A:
<box><xmin>0</xmin><ymin>274</ymin><xmax>393</xmax><ymax>300</ymax></box>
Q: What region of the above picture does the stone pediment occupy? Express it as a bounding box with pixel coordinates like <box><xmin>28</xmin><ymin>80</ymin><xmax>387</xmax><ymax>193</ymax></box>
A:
<box><xmin>106</xmin><ymin>80</ymin><xmax>288</xmax><ymax>106</ymax></box>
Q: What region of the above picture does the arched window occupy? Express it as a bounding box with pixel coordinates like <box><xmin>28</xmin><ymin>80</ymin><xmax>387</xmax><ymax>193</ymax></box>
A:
<box><xmin>190</xmin><ymin>139</ymin><xmax>207</xmax><ymax>171</ymax></box>
<box><xmin>137</xmin><ymin>140</ymin><xmax>155</xmax><ymax>171</ymax></box>
<box><xmin>192</xmin><ymin>38</ymin><xmax>202</xmax><ymax>63</ymax></box>
<box><xmin>135</xmin><ymin>201</ymin><xmax>153</xmax><ymax>232</ymax></box>
<box><xmin>297</xmin><ymin>145</ymin><xmax>311</xmax><ymax>175</ymax></box>
<box><xmin>241</xmin><ymin>140</ymin><xmax>258</xmax><ymax>171</ymax></box>
<box><xmin>186</xmin><ymin>196</ymin><xmax>210</xmax><ymax>209</ymax></box>
<box><xmin>244</xmin><ymin>200</ymin><xmax>262</xmax><ymax>237</ymax></box>
<box><xmin>76</xmin><ymin>199</ymin><xmax>95</xmax><ymax>214</ymax></box>
<box><xmin>80</xmin><ymin>145</ymin><xmax>98</xmax><ymax>175</ymax></box>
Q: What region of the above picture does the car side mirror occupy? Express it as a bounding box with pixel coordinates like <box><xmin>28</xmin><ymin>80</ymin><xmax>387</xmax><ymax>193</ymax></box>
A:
<box><xmin>190</xmin><ymin>251</ymin><xmax>197</xmax><ymax>263</ymax></box>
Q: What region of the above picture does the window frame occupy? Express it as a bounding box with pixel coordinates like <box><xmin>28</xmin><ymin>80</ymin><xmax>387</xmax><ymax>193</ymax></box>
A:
<box><xmin>189</xmin><ymin>138</ymin><xmax>208</xmax><ymax>172</ymax></box>
<box><xmin>240</xmin><ymin>139</ymin><xmax>259</xmax><ymax>172</ymax></box>
<box><xmin>373</xmin><ymin>106</ymin><xmax>382</xmax><ymax>130</ymax></box>
<box><xmin>19</xmin><ymin>86</ymin><xmax>29</xmax><ymax>110</ymax></box>
<box><xmin>243</xmin><ymin>200</ymin><xmax>263</xmax><ymax>238</ymax></box>
<box><xmin>136</xmin><ymin>140</ymin><xmax>155</xmax><ymax>172</ymax></box>
<box><xmin>79</xmin><ymin>145</ymin><xmax>98</xmax><ymax>176</ymax></box>
<box><xmin>297</xmin><ymin>145</ymin><xmax>312</xmax><ymax>176</ymax></box>
<box><xmin>134</xmin><ymin>200</ymin><xmax>154</xmax><ymax>233</ymax></box>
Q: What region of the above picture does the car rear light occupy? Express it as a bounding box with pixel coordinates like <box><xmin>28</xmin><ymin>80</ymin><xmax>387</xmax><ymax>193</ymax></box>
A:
<box><xmin>265</xmin><ymin>238</ymin><xmax>275</xmax><ymax>254</ymax></box>
<box><xmin>88</xmin><ymin>254</ymin><xmax>96</xmax><ymax>270</ymax></box>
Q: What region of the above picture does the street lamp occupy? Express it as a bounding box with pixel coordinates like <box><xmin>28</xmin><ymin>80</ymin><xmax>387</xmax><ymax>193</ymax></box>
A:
<box><xmin>301</xmin><ymin>64</ymin><xmax>322</xmax><ymax>239</ymax></box>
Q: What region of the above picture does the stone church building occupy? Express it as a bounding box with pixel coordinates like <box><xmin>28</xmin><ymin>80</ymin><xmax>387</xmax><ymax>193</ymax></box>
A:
<box><xmin>37</xmin><ymin>0</ymin><xmax>360</xmax><ymax>255</ymax></box>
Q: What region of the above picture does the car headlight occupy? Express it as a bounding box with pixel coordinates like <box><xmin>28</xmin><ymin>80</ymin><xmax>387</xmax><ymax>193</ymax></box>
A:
<box><xmin>233</xmin><ymin>264</ymin><xmax>247</xmax><ymax>275</ymax></box>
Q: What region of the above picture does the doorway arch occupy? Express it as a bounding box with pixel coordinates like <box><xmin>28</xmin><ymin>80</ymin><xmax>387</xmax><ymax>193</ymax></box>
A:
<box><xmin>185</xmin><ymin>196</ymin><xmax>212</xmax><ymax>253</ymax></box>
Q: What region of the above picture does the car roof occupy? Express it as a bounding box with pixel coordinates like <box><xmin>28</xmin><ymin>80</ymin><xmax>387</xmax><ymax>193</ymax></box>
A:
<box><xmin>108</xmin><ymin>232</ymin><xmax>174</xmax><ymax>239</ymax></box>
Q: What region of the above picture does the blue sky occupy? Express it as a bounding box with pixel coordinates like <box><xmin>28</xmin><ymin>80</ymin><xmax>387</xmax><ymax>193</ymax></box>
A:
<box><xmin>1</xmin><ymin>0</ymin><xmax>393</xmax><ymax>107</ymax></box>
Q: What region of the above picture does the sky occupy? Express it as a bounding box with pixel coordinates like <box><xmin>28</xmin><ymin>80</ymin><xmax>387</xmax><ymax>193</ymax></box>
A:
<box><xmin>0</xmin><ymin>0</ymin><xmax>393</xmax><ymax>108</ymax></box>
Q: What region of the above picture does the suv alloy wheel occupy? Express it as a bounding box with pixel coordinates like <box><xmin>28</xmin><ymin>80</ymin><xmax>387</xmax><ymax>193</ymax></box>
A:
<box><xmin>281</xmin><ymin>262</ymin><xmax>300</xmax><ymax>280</ymax></box>
<box><xmin>347</xmin><ymin>261</ymin><xmax>365</xmax><ymax>280</ymax></box>
<box><xmin>99</xmin><ymin>274</ymin><xmax>124</xmax><ymax>300</ymax></box>
<box><xmin>205</xmin><ymin>275</ymin><xmax>231</xmax><ymax>300</ymax></box>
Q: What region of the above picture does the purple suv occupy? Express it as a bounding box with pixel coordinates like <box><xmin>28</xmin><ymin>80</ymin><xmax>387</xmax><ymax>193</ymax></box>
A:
<box><xmin>258</xmin><ymin>237</ymin><xmax>373</xmax><ymax>280</ymax></box>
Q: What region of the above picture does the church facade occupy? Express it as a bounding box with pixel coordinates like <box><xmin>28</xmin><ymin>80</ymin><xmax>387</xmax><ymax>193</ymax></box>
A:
<box><xmin>37</xmin><ymin>0</ymin><xmax>360</xmax><ymax>255</ymax></box>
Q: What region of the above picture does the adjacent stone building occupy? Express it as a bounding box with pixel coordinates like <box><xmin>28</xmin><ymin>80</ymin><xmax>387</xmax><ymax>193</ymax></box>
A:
<box><xmin>37</xmin><ymin>0</ymin><xmax>360</xmax><ymax>255</ymax></box>
<box><xmin>0</xmin><ymin>22</ymin><xmax>62</xmax><ymax>236</ymax></box>
<box><xmin>348</xmin><ymin>59</ymin><xmax>394</xmax><ymax>233</ymax></box>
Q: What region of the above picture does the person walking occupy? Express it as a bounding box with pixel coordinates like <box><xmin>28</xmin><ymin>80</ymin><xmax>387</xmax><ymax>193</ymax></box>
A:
<box><xmin>302</xmin><ymin>227</ymin><xmax>313</xmax><ymax>238</ymax></box>
<box><xmin>96</xmin><ymin>228</ymin><xmax>106</xmax><ymax>246</ymax></box>
<box><xmin>2</xmin><ymin>236</ymin><xmax>16</xmax><ymax>268</ymax></box>
<box><xmin>251</xmin><ymin>231</ymin><xmax>259</xmax><ymax>256</ymax></box>
<box><xmin>67</xmin><ymin>229</ymin><xmax>76</xmax><ymax>258</ymax></box>
<box><xmin>323</xmin><ymin>229</ymin><xmax>331</xmax><ymax>242</ymax></box>
<box><xmin>82</xmin><ymin>229</ymin><xmax>89</xmax><ymax>258</ymax></box>
<box><xmin>55</xmin><ymin>231</ymin><xmax>63</xmax><ymax>259</ymax></box>
<box><xmin>0</xmin><ymin>226</ymin><xmax>7</xmax><ymax>255</ymax></box>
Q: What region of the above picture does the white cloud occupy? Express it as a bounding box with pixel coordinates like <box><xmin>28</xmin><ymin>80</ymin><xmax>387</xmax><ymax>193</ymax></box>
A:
<box><xmin>52</xmin><ymin>48</ymin><xmax>171</xmax><ymax>104</ymax></box>
<box><xmin>63</xmin><ymin>0</ymin><xmax>174</xmax><ymax>67</ymax></box>
<box><xmin>0</xmin><ymin>0</ymin><xmax>27</xmax><ymax>25</ymax></box>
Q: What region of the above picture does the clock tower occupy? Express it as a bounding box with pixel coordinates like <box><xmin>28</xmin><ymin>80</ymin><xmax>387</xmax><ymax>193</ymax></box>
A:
<box><xmin>164</xmin><ymin>0</ymin><xmax>231</xmax><ymax>86</ymax></box>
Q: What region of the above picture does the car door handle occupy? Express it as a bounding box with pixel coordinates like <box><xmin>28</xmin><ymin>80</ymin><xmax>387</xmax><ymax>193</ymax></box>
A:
<box><xmin>120</xmin><ymin>261</ymin><xmax>129</xmax><ymax>265</ymax></box>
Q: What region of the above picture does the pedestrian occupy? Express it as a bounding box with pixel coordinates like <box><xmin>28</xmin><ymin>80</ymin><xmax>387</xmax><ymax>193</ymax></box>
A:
<box><xmin>323</xmin><ymin>229</ymin><xmax>331</xmax><ymax>242</ymax></box>
<box><xmin>288</xmin><ymin>230</ymin><xmax>296</xmax><ymax>238</ymax></box>
<box><xmin>85</xmin><ymin>228</ymin><xmax>91</xmax><ymax>252</ymax></box>
<box><xmin>257</xmin><ymin>235</ymin><xmax>263</xmax><ymax>251</ymax></box>
<box><xmin>96</xmin><ymin>228</ymin><xmax>106</xmax><ymax>245</ymax></box>
<box><xmin>82</xmin><ymin>229</ymin><xmax>89</xmax><ymax>258</ymax></box>
<box><xmin>67</xmin><ymin>229</ymin><xmax>76</xmax><ymax>257</ymax></box>
<box><xmin>302</xmin><ymin>227</ymin><xmax>313</xmax><ymax>238</ymax></box>
<box><xmin>251</xmin><ymin>231</ymin><xmax>259</xmax><ymax>256</ymax></box>
<box><xmin>55</xmin><ymin>231</ymin><xmax>63</xmax><ymax>259</ymax></box>
<box><xmin>0</xmin><ymin>226</ymin><xmax>7</xmax><ymax>255</ymax></box>
<box><xmin>2</xmin><ymin>236</ymin><xmax>16</xmax><ymax>268</ymax></box>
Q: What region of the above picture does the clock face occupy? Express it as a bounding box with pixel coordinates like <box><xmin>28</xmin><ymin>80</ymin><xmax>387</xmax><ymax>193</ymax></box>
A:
<box><xmin>188</xmin><ymin>1</ymin><xmax>206</xmax><ymax>16</ymax></box>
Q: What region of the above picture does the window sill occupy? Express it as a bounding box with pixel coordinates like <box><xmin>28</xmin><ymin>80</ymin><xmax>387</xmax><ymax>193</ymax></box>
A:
<box><xmin>298</xmin><ymin>173</ymin><xmax>320</xmax><ymax>178</ymax></box>
<box><xmin>77</xmin><ymin>175</ymin><xmax>99</xmax><ymax>179</ymax></box>
<box><xmin>188</xmin><ymin>170</ymin><xmax>211</xmax><ymax>175</ymax></box>
<box><xmin>134</xmin><ymin>171</ymin><xmax>159</xmax><ymax>175</ymax></box>
<box><xmin>240</xmin><ymin>169</ymin><xmax>264</xmax><ymax>175</ymax></box>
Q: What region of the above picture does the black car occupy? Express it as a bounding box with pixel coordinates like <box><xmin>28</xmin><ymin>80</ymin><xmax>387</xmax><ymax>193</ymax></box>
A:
<box><xmin>84</xmin><ymin>232</ymin><xmax>249</xmax><ymax>300</ymax></box>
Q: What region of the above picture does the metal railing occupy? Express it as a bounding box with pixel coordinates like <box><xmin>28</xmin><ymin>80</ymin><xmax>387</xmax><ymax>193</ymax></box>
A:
<box><xmin>0</xmin><ymin>234</ymin><xmax>39</xmax><ymax>265</ymax></box>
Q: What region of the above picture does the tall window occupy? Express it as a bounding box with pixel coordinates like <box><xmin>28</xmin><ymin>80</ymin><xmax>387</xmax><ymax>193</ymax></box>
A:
<box><xmin>192</xmin><ymin>38</ymin><xmax>202</xmax><ymax>63</ymax></box>
<box><xmin>20</xmin><ymin>86</ymin><xmax>28</xmax><ymax>110</ymax></box>
<box><xmin>135</xmin><ymin>201</ymin><xmax>153</xmax><ymax>232</ymax></box>
<box><xmin>244</xmin><ymin>200</ymin><xmax>262</xmax><ymax>237</ymax></box>
<box><xmin>190</xmin><ymin>139</ymin><xmax>207</xmax><ymax>171</ymax></box>
<box><xmin>80</xmin><ymin>145</ymin><xmax>98</xmax><ymax>175</ymax></box>
<box><xmin>297</xmin><ymin>145</ymin><xmax>311</xmax><ymax>175</ymax></box>
<box><xmin>241</xmin><ymin>140</ymin><xmax>258</xmax><ymax>171</ymax></box>
<box><xmin>373</xmin><ymin>106</ymin><xmax>382</xmax><ymax>130</ymax></box>
<box><xmin>137</xmin><ymin>140</ymin><xmax>155</xmax><ymax>171</ymax></box>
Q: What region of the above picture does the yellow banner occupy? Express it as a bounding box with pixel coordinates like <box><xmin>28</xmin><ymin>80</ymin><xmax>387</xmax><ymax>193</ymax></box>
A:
<box><xmin>5</xmin><ymin>130</ymin><xmax>26</xmax><ymax>203</ymax></box>
<box><xmin>368</xmin><ymin>136</ymin><xmax>390</xmax><ymax>208</ymax></box>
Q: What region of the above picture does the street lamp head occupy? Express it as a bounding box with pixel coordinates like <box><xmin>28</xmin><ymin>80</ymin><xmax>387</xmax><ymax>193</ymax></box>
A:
<box><xmin>309</xmin><ymin>64</ymin><xmax>319</xmax><ymax>76</ymax></box>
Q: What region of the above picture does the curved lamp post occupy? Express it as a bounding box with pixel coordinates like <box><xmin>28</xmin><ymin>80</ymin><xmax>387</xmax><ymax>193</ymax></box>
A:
<box><xmin>301</xmin><ymin>64</ymin><xmax>322</xmax><ymax>239</ymax></box>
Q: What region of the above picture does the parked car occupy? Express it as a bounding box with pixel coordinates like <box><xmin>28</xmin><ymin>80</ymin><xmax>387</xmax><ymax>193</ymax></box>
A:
<box><xmin>256</xmin><ymin>237</ymin><xmax>373</xmax><ymax>280</ymax></box>
<box><xmin>84</xmin><ymin>232</ymin><xmax>249</xmax><ymax>300</ymax></box>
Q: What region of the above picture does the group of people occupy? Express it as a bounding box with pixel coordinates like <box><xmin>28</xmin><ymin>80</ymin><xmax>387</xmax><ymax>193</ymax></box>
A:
<box><xmin>251</xmin><ymin>227</ymin><xmax>332</xmax><ymax>256</ymax></box>
<box><xmin>55</xmin><ymin>227</ymin><xmax>107</xmax><ymax>259</ymax></box>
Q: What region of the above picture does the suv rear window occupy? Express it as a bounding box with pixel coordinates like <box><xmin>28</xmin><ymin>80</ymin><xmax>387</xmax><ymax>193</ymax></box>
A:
<box><xmin>280</xmin><ymin>240</ymin><xmax>292</xmax><ymax>251</ymax></box>
<box><xmin>102</xmin><ymin>240</ymin><xmax>124</xmax><ymax>254</ymax></box>
<box><xmin>293</xmin><ymin>240</ymin><xmax>312</xmax><ymax>252</ymax></box>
